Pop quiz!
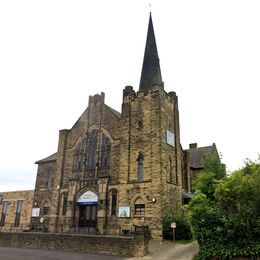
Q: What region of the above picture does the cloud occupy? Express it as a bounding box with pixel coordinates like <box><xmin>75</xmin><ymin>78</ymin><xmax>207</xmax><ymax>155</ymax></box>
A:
<box><xmin>0</xmin><ymin>168</ymin><xmax>36</xmax><ymax>192</ymax></box>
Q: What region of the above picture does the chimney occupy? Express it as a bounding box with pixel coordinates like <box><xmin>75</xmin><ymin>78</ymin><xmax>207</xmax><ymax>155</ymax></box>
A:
<box><xmin>189</xmin><ymin>143</ymin><xmax>197</xmax><ymax>149</ymax></box>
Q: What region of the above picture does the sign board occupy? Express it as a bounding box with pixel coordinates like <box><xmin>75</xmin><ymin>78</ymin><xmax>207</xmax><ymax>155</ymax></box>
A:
<box><xmin>166</xmin><ymin>130</ymin><xmax>175</xmax><ymax>147</ymax></box>
<box><xmin>31</xmin><ymin>208</ymin><xmax>40</xmax><ymax>217</ymax></box>
<box><xmin>118</xmin><ymin>206</ymin><xmax>131</xmax><ymax>218</ymax></box>
<box><xmin>77</xmin><ymin>191</ymin><xmax>98</xmax><ymax>205</ymax></box>
<box><xmin>171</xmin><ymin>222</ymin><xmax>176</xmax><ymax>229</ymax></box>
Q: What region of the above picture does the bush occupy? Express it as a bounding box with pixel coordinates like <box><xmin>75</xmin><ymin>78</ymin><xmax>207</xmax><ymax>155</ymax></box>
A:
<box><xmin>163</xmin><ymin>215</ymin><xmax>192</xmax><ymax>241</ymax></box>
<box><xmin>175</xmin><ymin>216</ymin><xmax>193</xmax><ymax>240</ymax></box>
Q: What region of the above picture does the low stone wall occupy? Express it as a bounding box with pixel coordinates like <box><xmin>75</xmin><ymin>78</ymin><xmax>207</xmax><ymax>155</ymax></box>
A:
<box><xmin>0</xmin><ymin>232</ymin><xmax>149</xmax><ymax>257</ymax></box>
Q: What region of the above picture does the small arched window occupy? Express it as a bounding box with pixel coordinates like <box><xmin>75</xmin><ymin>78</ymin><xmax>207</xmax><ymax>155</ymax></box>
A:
<box><xmin>43</xmin><ymin>203</ymin><xmax>50</xmax><ymax>216</ymax></box>
<box><xmin>101</xmin><ymin>134</ymin><xmax>111</xmax><ymax>169</ymax></box>
<box><xmin>134</xmin><ymin>197</ymin><xmax>145</xmax><ymax>216</ymax></box>
<box><xmin>111</xmin><ymin>189</ymin><xmax>117</xmax><ymax>216</ymax></box>
<box><xmin>137</xmin><ymin>153</ymin><xmax>144</xmax><ymax>181</ymax></box>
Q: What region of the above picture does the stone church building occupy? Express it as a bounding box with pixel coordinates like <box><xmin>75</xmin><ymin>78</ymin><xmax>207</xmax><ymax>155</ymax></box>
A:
<box><xmin>30</xmin><ymin>14</ymin><xmax>219</xmax><ymax>238</ymax></box>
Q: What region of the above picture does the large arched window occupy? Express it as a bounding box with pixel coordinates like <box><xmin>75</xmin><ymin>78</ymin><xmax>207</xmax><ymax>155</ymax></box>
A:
<box><xmin>101</xmin><ymin>134</ymin><xmax>111</xmax><ymax>169</ymax></box>
<box><xmin>137</xmin><ymin>153</ymin><xmax>144</xmax><ymax>180</ymax></box>
<box><xmin>87</xmin><ymin>129</ymin><xmax>98</xmax><ymax>170</ymax></box>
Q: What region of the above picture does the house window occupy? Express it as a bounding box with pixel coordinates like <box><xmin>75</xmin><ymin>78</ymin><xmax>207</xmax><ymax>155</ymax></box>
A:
<box><xmin>0</xmin><ymin>201</ymin><xmax>8</xmax><ymax>227</ymax></box>
<box><xmin>101</xmin><ymin>134</ymin><xmax>111</xmax><ymax>169</ymax></box>
<box><xmin>14</xmin><ymin>200</ymin><xmax>23</xmax><ymax>227</ymax></box>
<box><xmin>134</xmin><ymin>198</ymin><xmax>145</xmax><ymax>216</ymax></box>
<box><xmin>111</xmin><ymin>190</ymin><xmax>117</xmax><ymax>215</ymax></box>
<box><xmin>87</xmin><ymin>129</ymin><xmax>98</xmax><ymax>170</ymax></box>
<box><xmin>62</xmin><ymin>194</ymin><xmax>68</xmax><ymax>216</ymax></box>
<box><xmin>137</xmin><ymin>153</ymin><xmax>144</xmax><ymax>180</ymax></box>
<box><xmin>43</xmin><ymin>206</ymin><xmax>50</xmax><ymax>216</ymax></box>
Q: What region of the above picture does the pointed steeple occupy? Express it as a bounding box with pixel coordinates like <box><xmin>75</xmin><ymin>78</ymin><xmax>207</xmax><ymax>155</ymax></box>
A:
<box><xmin>139</xmin><ymin>13</ymin><xmax>162</xmax><ymax>91</ymax></box>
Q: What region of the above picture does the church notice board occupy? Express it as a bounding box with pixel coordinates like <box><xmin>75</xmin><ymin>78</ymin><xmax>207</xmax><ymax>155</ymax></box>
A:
<box><xmin>118</xmin><ymin>206</ymin><xmax>131</xmax><ymax>218</ymax></box>
<box><xmin>31</xmin><ymin>208</ymin><xmax>40</xmax><ymax>217</ymax></box>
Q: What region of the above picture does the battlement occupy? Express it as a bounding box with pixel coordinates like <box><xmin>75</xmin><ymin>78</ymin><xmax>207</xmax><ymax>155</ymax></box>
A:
<box><xmin>123</xmin><ymin>84</ymin><xmax>177</xmax><ymax>105</ymax></box>
<box><xmin>89</xmin><ymin>92</ymin><xmax>105</xmax><ymax>105</ymax></box>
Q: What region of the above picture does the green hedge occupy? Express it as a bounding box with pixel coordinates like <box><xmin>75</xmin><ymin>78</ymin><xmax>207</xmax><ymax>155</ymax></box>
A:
<box><xmin>190</xmin><ymin>203</ymin><xmax>260</xmax><ymax>259</ymax></box>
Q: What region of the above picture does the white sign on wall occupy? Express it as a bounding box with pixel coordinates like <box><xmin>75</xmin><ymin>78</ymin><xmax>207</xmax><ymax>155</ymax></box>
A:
<box><xmin>166</xmin><ymin>130</ymin><xmax>175</xmax><ymax>147</ymax></box>
<box><xmin>118</xmin><ymin>206</ymin><xmax>131</xmax><ymax>218</ymax></box>
<box><xmin>31</xmin><ymin>208</ymin><xmax>40</xmax><ymax>217</ymax></box>
<box><xmin>77</xmin><ymin>191</ymin><xmax>98</xmax><ymax>205</ymax></box>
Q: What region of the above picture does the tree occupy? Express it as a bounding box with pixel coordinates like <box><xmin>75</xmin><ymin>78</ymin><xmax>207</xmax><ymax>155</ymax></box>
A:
<box><xmin>188</xmin><ymin>157</ymin><xmax>260</xmax><ymax>259</ymax></box>
<box><xmin>192</xmin><ymin>154</ymin><xmax>226</xmax><ymax>200</ymax></box>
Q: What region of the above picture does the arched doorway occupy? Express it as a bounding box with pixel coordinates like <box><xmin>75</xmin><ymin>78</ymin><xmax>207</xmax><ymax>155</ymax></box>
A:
<box><xmin>77</xmin><ymin>191</ymin><xmax>98</xmax><ymax>228</ymax></box>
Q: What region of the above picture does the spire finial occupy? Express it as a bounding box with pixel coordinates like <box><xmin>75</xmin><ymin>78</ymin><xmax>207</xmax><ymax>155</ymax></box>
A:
<box><xmin>149</xmin><ymin>3</ymin><xmax>152</xmax><ymax>13</ymax></box>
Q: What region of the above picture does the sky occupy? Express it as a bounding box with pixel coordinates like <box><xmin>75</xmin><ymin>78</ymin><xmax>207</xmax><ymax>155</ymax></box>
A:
<box><xmin>0</xmin><ymin>0</ymin><xmax>260</xmax><ymax>192</ymax></box>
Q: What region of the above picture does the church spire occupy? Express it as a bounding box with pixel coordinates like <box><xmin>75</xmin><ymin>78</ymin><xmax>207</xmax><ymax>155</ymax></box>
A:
<box><xmin>139</xmin><ymin>13</ymin><xmax>162</xmax><ymax>91</ymax></box>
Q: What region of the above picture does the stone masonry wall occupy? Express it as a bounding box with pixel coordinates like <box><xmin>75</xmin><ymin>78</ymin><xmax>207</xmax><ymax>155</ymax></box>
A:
<box><xmin>31</xmin><ymin>161</ymin><xmax>56</xmax><ymax>229</ymax></box>
<box><xmin>0</xmin><ymin>232</ymin><xmax>148</xmax><ymax>257</ymax></box>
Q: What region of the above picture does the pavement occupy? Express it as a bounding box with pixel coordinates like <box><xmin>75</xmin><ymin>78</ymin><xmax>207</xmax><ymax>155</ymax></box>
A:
<box><xmin>0</xmin><ymin>240</ymin><xmax>199</xmax><ymax>260</ymax></box>
<box><xmin>127</xmin><ymin>240</ymin><xmax>199</xmax><ymax>260</ymax></box>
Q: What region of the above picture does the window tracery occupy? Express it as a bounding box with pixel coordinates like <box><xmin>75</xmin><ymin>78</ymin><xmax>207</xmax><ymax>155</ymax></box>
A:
<box><xmin>101</xmin><ymin>134</ymin><xmax>111</xmax><ymax>169</ymax></box>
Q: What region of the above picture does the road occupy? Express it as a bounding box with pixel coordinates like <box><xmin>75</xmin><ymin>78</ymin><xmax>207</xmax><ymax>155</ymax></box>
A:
<box><xmin>0</xmin><ymin>240</ymin><xmax>199</xmax><ymax>260</ymax></box>
<box><xmin>0</xmin><ymin>247</ymin><xmax>124</xmax><ymax>260</ymax></box>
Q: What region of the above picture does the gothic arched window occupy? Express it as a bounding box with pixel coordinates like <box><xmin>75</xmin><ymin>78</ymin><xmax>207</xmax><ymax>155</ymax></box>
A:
<box><xmin>101</xmin><ymin>134</ymin><xmax>111</xmax><ymax>169</ymax></box>
<box><xmin>62</xmin><ymin>193</ymin><xmax>68</xmax><ymax>216</ymax></box>
<box><xmin>134</xmin><ymin>197</ymin><xmax>145</xmax><ymax>216</ymax></box>
<box><xmin>111</xmin><ymin>189</ymin><xmax>117</xmax><ymax>216</ymax></box>
<box><xmin>87</xmin><ymin>129</ymin><xmax>98</xmax><ymax>170</ymax></box>
<box><xmin>47</xmin><ymin>168</ymin><xmax>53</xmax><ymax>189</ymax></box>
<box><xmin>137</xmin><ymin>153</ymin><xmax>144</xmax><ymax>181</ymax></box>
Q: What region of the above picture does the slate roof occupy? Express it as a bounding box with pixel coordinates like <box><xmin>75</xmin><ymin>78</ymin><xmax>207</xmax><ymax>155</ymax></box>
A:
<box><xmin>105</xmin><ymin>105</ymin><xmax>121</xmax><ymax>119</ymax></box>
<box><xmin>139</xmin><ymin>13</ymin><xmax>162</xmax><ymax>91</ymax></box>
<box><xmin>186</xmin><ymin>144</ymin><xmax>217</xmax><ymax>169</ymax></box>
<box><xmin>35</xmin><ymin>152</ymin><xmax>57</xmax><ymax>164</ymax></box>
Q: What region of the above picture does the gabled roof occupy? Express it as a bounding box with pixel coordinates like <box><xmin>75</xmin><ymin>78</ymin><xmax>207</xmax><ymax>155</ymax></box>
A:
<box><xmin>186</xmin><ymin>144</ymin><xmax>218</xmax><ymax>169</ymax></box>
<box><xmin>35</xmin><ymin>152</ymin><xmax>57</xmax><ymax>164</ymax></box>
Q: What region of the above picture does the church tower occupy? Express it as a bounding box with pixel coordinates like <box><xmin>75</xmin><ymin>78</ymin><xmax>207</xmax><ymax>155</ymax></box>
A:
<box><xmin>118</xmin><ymin>13</ymin><xmax>183</xmax><ymax>238</ymax></box>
